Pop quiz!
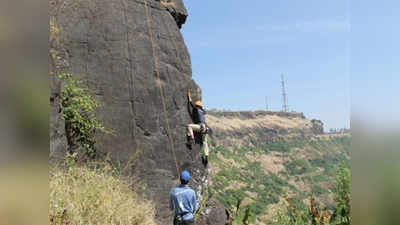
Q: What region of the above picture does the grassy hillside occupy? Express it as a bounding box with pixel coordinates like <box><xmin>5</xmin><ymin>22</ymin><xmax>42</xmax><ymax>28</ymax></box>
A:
<box><xmin>208</xmin><ymin>134</ymin><xmax>350</xmax><ymax>224</ymax></box>
<box><xmin>50</xmin><ymin>163</ymin><xmax>157</xmax><ymax>225</ymax></box>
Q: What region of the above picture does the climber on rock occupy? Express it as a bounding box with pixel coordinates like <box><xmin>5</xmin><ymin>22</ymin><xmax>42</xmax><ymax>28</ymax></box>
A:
<box><xmin>170</xmin><ymin>170</ymin><xmax>198</xmax><ymax>225</ymax></box>
<box><xmin>186</xmin><ymin>90</ymin><xmax>211</xmax><ymax>166</ymax></box>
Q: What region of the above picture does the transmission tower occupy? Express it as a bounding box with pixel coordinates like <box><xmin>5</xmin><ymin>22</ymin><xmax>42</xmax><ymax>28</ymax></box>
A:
<box><xmin>281</xmin><ymin>74</ymin><xmax>289</xmax><ymax>112</ymax></box>
<box><xmin>265</xmin><ymin>96</ymin><xmax>269</xmax><ymax>111</ymax></box>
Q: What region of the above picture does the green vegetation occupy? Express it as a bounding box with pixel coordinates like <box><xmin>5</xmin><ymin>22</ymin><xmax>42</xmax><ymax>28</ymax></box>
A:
<box><xmin>59</xmin><ymin>73</ymin><xmax>109</xmax><ymax>156</ymax></box>
<box><xmin>331</xmin><ymin>163</ymin><xmax>351</xmax><ymax>224</ymax></box>
<box><xmin>51</xmin><ymin>75</ymin><xmax>155</xmax><ymax>224</ymax></box>
<box><xmin>284</xmin><ymin>159</ymin><xmax>311</xmax><ymax>175</ymax></box>
<box><xmin>212</xmin><ymin>146</ymin><xmax>291</xmax><ymax>224</ymax></box>
<box><xmin>312</xmin><ymin>184</ymin><xmax>326</xmax><ymax>196</ymax></box>
<box><xmin>270</xmin><ymin>197</ymin><xmax>311</xmax><ymax>225</ymax></box>
<box><xmin>270</xmin><ymin>162</ymin><xmax>351</xmax><ymax>225</ymax></box>
<box><xmin>209</xmin><ymin>135</ymin><xmax>350</xmax><ymax>224</ymax></box>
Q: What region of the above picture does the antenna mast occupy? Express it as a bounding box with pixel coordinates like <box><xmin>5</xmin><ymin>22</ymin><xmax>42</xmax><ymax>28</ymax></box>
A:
<box><xmin>265</xmin><ymin>96</ymin><xmax>269</xmax><ymax>111</ymax></box>
<box><xmin>281</xmin><ymin>74</ymin><xmax>289</xmax><ymax>112</ymax></box>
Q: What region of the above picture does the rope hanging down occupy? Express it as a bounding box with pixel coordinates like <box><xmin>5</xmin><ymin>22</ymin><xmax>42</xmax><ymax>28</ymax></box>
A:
<box><xmin>143</xmin><ymin>0</ymin><xmax>181</xmax><ymax>177</ymax></box>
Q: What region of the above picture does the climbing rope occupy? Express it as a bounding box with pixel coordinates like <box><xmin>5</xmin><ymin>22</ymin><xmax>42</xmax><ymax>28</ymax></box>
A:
<box><xmin>143</xmin><ymin>0</ymin><xmax>181</xmax><ymax>178</ymax></box>
<box><xmin>121</xmin><ymin>0</ymin><xmax>144</xmax><ymax>174</ymax></box>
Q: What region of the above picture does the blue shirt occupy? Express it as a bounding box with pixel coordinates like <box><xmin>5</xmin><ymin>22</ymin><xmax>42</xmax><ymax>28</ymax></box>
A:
<box><xmin>170</xmin><ymin>185</ymin><xmax>198</xmax><ymax>220</ymax></box>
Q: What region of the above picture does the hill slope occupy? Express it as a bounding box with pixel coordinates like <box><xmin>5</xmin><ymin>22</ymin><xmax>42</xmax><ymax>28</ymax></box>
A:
<box><xmin>206</xmin><ymin>111</ymin><xmax>349</xmax><ymax>224</ymax></box>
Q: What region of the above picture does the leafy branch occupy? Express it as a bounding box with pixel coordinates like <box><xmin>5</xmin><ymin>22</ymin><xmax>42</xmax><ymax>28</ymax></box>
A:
<box><xmin>59</xmin><ymin>73</ymin><xmax>110</xmax><ymax>157</ymax></box>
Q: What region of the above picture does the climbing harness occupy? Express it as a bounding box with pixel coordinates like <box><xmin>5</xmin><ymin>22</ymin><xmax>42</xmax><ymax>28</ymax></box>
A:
<box><xmin>144</xmin><ymin>0</ymin><xmax>181</xmax><ymax>177</ymax></box>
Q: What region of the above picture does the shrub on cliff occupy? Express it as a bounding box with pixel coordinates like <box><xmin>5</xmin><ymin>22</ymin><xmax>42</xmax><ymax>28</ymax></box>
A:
<box><xmin>50</xmin><ymin>164</ymin><xmax>156</xmax><ymax>225</ymax></box>
<box><xmin>59</xmin><ymin>73</ymin><xmax>109</xmax><ymax>156</ymax></box>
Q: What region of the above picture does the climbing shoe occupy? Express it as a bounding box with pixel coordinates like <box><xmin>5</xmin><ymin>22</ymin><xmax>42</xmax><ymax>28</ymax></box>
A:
<box><xmin>202</xmin><ymin>155</ymin><xmax>208</xmax><ymax>167</ymax></box>
<box><xmin>186</xmin><ymin>138</ymin><xmax>194</xmax><ymax>150</ymax></box>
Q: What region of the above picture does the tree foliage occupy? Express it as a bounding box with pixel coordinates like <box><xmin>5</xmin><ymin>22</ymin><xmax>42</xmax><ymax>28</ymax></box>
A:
<box><xmin>330</xmin><ymin>162</ymin><xmax>351</xmax><ymax>225</ymax></box>
<box><xmin>271</xmin><ymin>162</ymin><xmax>351</xmax><ymax>225</ymax></box>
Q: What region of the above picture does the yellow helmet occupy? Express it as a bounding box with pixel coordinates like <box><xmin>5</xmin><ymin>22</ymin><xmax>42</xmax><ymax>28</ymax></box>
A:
<box><xmin>194</xmin><ymin>100</ymin><xmax>203</xmax><ymax>108</ymax></box>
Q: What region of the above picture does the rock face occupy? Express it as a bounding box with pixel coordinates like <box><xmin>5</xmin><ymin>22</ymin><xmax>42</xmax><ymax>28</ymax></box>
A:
<box><xmin>196</xmin><ymin>198</ymin><xmax>228</xmax><ymax>225</ymax></box>
<box><xmin>50</xmin><ymin>0</ymin><xmax>208</xmax><ymax>223</ymax></box>
<box><xmin>161</xmin><ymin>0</ymin><xmax>188</xmax><ymax>28</ymax></box>
<box><xmin>49</xmin><ymin>93</ymin><xmax>68</xmax><ymax>163</ymax></box>
<box><xmin>50</xmin><ymin>16</ymin><xmax>69</xmax><ymax>164</ymax></box>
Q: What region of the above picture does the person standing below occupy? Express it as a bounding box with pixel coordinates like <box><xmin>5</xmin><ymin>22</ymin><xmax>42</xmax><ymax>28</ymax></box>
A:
<box><xmin>186</xmin><ymin>90</ymin><xmax>210</xmax><ymax>166</ymax></box>
<box><xmin>170</xmin><ymin>170</ymin><xmax>198</xmax><ymax>225</ymax></box>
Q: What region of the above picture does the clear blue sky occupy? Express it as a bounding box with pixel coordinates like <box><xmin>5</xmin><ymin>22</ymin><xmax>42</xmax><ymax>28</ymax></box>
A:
<box><xmin>181</xmin><ymin>0</ymin><xmax>350</xmax><ymax>130</ymax></box>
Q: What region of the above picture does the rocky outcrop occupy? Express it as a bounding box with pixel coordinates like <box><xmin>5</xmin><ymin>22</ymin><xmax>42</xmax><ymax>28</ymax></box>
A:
<box><xmin>196</xmin><ymin>199</ymin><xmax>228</xmax><ymax>225</ymax></box>
<box><xmin>207</xmin><ymin>110</ymin><xmax>324</xmax><ymax>148</ymax></box>
<box><xmin>311</xmin><ymin>119</ymin><xmax>324</xmax><ymax>134</ymax></box>
<box><xmin>49</xmin><ymin>93</ymin><xmax>68</xmax><ymax>163</ymax></box>
<box><xmin>50</xmin><ymin>0</ymin><xmax>208</xmax><ymax>224</ymax></box>
<box><xmin>159</xmin><ymin>0</ymin><xmax>188</xmax><ymax>28</ymax></box>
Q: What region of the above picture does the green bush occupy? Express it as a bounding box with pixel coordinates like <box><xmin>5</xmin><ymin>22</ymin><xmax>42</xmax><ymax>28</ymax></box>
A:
<box><xmin>285</xmin><ymin>159</ymin><xmax>311</xmax><ymax>175</ymax></box>
<box><xmin>312</xmin><ymin>185</ymin><xmax>326</xmax><ymax>196</ymax></box>
<box><xmin>269</xmin><ymin>198</ymin><xmax>310</xmax><ymax>225</ymax></box>
<box><xmin>330</xmin><ymin>162</ymin><xmax>351</xmax><ymax>225</ymax></box>
<box><xmin>271</xmin><ymin>162</ymin><xmax>351</xmax><ymax>225</ymax></box>
<box><xmin>266</xmin><ymin>142</ymin><xmax>291</xmax><ymax>152</ymax></box>
<box><xmin>59</xmin><ymin>73</ymin><xmax>108</xmax><ymax>155</ymax></box>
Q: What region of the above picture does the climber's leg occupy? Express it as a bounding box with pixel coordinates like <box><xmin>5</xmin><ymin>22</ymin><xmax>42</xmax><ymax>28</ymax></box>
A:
<box><xmin>203</xmin><ymin>134</ymin><xmax>209</xmax><ymax>156</ymax></box>
<box><xmin>186</xmin><ymin>124</ymin><xmax>201</xmax><ymax>148</ymax></box>
<box><xmin>201</xmin><ymin>134</ymin><xmax>209</xmax><ymax>167</ymax></box>
<box><xmin>187</xmin><ymin>124</ymin><xmax>201</xmax><ymax>138</ymax></box>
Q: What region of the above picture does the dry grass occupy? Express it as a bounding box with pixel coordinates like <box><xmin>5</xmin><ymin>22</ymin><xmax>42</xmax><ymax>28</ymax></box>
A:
<box><xmin>207</xmin><ymin>114</ymin><xmax>311</xmax><ymax>131</ymax></box>
<box><xmin>207</xmin><ymin>113</ymin><xmax>316</xmax><ymax>148</ymax></box>
<box><xmin>223</xmin><ymin>180</ymin><xmax>247</xmax><ymax>191</ymax></box>
<box><xmin>50</xmin><ymin>165</ymin><xmax>157</xmax><ymax>225</ymax></box>
<box><xmin>246</xmin><ymin>152</ymin><xmax>286</xmax><ymax>174</ymax></box>
<box><xmin>216</xmin><ymin>151</ymin><xmax>243</xmax><ymax>169</ymax></box>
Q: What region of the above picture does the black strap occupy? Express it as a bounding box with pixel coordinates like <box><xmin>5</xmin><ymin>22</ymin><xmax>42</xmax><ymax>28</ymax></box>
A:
<box><xmin>178</xmin><ymin>211</ymin><xmax>190</xmax><ymax>217</ymax></box>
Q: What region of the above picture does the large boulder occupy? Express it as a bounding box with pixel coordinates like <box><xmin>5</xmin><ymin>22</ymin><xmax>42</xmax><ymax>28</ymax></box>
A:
<box><xmin>50</xmin><ymin>0</ymin><xmax>208</xmax><ymax>223</ymax></box>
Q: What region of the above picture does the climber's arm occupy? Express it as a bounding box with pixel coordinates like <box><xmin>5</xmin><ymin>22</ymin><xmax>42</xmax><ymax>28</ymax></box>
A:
<box><xmin>188</xmin><ymin>91</ymin><xmax>195</xmax><ymax>106</ymax></box>
<box><xmin>187</xmin><ymin>90</ymin><xmax>194</xmax><ymax>116</ymax></box>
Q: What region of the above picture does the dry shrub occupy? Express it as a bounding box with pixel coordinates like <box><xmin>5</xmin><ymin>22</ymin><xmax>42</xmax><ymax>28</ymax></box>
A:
<box><xmin>50</xmin><ymin>165</ymin><xmax>157</xmax><ymax>225</ymax></box>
